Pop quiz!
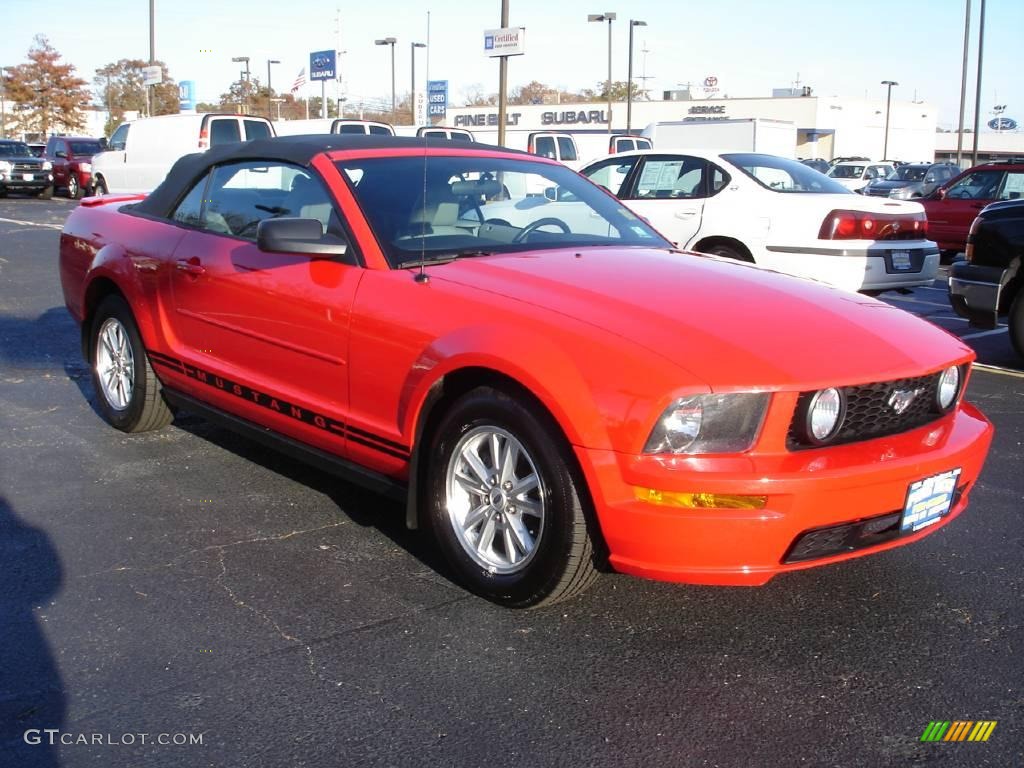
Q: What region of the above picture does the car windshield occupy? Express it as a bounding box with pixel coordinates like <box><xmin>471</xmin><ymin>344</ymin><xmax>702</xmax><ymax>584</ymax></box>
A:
<box><xmin>723</xmin><ymin>153</ymin><xmax>851</xmax><ymax>193</ymax></box>
<box><xmin>888</xmin><ymin>166</ymin><xmax>928</xmax><ymax>182</ymax></box>
<box><xmin>69</xmin><ymin>141</ymin><xmax>103</xmax><ymax>155</ymax></box>
<box><xmin>827</xmin><ymin>165</ymin><xmax>866</xmax><ymax>179</ymax></box>
<box><xmin>0</xmin><ymin>142</ymin><xmax>31</xmax><ymax>157</ymax></box>
<box><xmin>336</xmin><ymin>155</ymin><xmax>670</xmax><ymax>267</ymax></box>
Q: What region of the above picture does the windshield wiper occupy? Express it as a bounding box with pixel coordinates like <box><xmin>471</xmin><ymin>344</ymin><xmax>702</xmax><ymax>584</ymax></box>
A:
<box><xmin>398</xmin><ymin>249</ymin><xmax>494</xmax><ymax>269</ymax></box>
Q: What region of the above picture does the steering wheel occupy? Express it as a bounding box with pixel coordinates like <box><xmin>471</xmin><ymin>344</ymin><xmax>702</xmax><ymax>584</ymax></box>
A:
<box><xmin>513</xmin><ymin>217</ymin><xmax>572</xmax><ymax>243</ymax></box>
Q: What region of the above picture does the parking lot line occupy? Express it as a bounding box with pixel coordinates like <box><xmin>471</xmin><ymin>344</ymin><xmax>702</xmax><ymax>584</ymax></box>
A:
<box><xmin>961</xmin><ymin>328</ymin><xmax>1009</xmax><ymax>340</ymax></box>
<box><xmin>885</xmin><ymin>296</ymin><xmax>953</xmax><ymax>308</ymax></box>
<box><xmin>974</xmin><ymin>363</ymin><xmax>1024</xmax><ymax>378</ymax></box>
<box><xmin>0</xmin><ymin>217</ymin><xmax>63</xmax><ymax>230</ymax></box>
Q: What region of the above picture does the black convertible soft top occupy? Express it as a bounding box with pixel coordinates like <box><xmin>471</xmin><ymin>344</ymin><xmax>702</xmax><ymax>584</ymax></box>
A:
<box><xmin>134</xmin><ymin>134</ymin><xmax>528</xmax><ymax>219</ymax></box>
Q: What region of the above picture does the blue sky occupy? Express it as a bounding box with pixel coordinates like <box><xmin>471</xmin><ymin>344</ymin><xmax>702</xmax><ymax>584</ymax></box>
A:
<box><xmin>2</xmin><ymin>0</ymin><xmax>1021</xmax><ymax>128</ymax></box>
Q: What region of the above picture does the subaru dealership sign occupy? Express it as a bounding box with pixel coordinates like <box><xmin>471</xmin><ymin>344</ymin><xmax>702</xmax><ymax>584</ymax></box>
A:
<box><xmin>309</xmin><ymin>50</ymin><xmax>336</xmax><ymax>81</ymax></box>
<box><xmin>427</xmin><ymin>80</ymin><xmax>448</xmax><ymax>118</ymax></box>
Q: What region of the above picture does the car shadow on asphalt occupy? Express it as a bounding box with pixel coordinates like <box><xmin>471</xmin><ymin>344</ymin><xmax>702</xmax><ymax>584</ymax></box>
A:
<box><xmin>0</xmin><ymin>496</ymin><xmax>65</xmax><ymax>767</ymax></box>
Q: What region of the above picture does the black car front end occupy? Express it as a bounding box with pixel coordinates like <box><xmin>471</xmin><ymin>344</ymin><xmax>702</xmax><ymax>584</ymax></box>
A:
<box><xmin>0</xmin><ymin>140</ymin><xmax>54</xmax><ymax>197</ymax></box>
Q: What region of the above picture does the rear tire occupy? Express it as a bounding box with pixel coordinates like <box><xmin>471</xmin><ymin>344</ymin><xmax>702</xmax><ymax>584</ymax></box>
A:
<box><xmin>703</xmin><ymin>242</ymin><xmax>753</xmax><ymax>263</ymax></box>
<box><xmin>37</xmin><ymin>185</ymin><xmax>53</xmax><ymax>200</ymax></box>
<box><xmin>1009</xmin><ymin>292</ymin><xmax>1024</xmax><ymax>360</ymax></box>
<box><xmin>89</xmin><ymin>295</ymin><xmax>173</xmax><ymax>433</ymax></box>
<box><xmin>426</xmin><ymin>386</ymin><xmax>598</xmax><ymax>607</ymax></box>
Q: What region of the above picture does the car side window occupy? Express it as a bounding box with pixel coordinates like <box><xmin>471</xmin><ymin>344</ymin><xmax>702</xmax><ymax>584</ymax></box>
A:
<box><xmin>533</xmin><ymin>136</ymin><xmax>556</xmax><ymax>159</ymax></box>
<box><xmin>108</xmin><ymin>123</ymin><xmax>129</xmax><ymax>151</ymax></box>
<box><xmin>997</xmin><ymin>171</ymin><xmax>1024</xmax><ymax>201</ymax></box>
<box><xmin>202</xmin><ymin>161</ymin><xmax>342</xmax><ymax>242</ymax></box>
<box><xmin>209</xmin><ymin>119</ymin><xmax>242</xmax><ymax>146</ymax></box>
<box><xmin>582</xmin><ymin>157</ymin><xmax>639</xmax><ymax>197</ymax></box>
<box><xmin>243</xmin><ymin>120</ymin><xmax>272</xmax><ymax>141</ymax></box>
<box><xmin>634</xmin><ymin>157</ymin><xmax>707</xmax><ymax>199</ymax></box>
<box><xmin>171</xmin><ymin>173</ymin><xmax>211</xmax><ymax>228</ymax></box>
<box><xmin>369</xmin><ymin>125</ymin><xmax>393</xmax><ymax>136</ymax></box>
<box><xmin>946</xmin><ymin>170</ymin><xmax>1004</xmax><ymax>200</ymax></box>
<box><xmin>557</xmin><ymin>137</ymin><xmax>578</xmax><ymax>162</ymax></box>
<box><xmin>710</xmin><ymin>165</ymin><xmax>731</xmax><ymax>194</ymax></box>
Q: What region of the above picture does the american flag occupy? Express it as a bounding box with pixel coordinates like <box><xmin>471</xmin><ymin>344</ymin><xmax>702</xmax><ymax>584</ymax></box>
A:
<box><xmin>290</xmin><ymin>67</ymin><xmax>306</xmax><ymax>93</ymax></box>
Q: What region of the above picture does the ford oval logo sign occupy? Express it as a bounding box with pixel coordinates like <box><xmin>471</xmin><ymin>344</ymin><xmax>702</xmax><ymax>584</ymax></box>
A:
<box><xmin>987</xmin><ymin>117</ymin><xmax>1018</xmax><ymax>131</ymax></box>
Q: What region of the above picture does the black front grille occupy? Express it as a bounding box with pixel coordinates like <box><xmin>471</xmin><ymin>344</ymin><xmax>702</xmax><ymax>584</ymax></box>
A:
<box><xmin>863</xmin><ymin>186</ymin><xmax>892</xmax><ymax>197</ymax></box>
<box><xmin>787</xmin><ymin>372</ymin><xmax>944</xmax><ymax>450</ymax></box>
<box><xmin>12</xmin><ymin>162</ymin><xmax>41</xmax><ymax>174</ymax></box>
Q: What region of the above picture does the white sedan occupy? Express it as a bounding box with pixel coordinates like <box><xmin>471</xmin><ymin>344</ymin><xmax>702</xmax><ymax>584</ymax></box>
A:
<box><xmin>578</xmin><ymin>150</ymin><xmax>940</xmax><ymax>293</ymax></box>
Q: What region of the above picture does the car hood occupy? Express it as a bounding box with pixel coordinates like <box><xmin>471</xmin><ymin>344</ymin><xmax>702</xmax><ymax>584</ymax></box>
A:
<box><xmin>432</xmin><ymin>247</ymin><xmax>970</xmax><ymax>390</ymax></box>
<box><xmin>868</xmin><ymin>180</ymin><xmax>914</xmax><ymax>191</ymax></box>
<box><xmin>0</xmin><ymin>155</ymin><xmax>43</xmax><ymax>164</ymax></box>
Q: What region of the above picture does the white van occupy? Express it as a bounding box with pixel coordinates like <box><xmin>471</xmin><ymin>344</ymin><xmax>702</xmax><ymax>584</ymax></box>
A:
<box><xmin>273</xmin><ymin>118</ymin><xmax>395</xmax><ymax>137</ymax></box>
<box><xmin>92</xmin><ymin>113</ymin><xmax>275</xmax><ymax>195</ymax></box>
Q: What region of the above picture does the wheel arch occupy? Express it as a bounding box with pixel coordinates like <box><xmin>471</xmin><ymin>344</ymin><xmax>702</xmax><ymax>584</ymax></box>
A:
<box><xmin>692</xmin><ymin>235</ymin><xmax>755</xmax><ymax>262</ymax></box>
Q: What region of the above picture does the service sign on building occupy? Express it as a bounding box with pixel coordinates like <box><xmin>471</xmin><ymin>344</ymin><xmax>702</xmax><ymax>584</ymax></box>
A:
<box><xmin>483</xmin><ymin>27</ymin><xmax>526</xmax><ymax>57</ymax></box>
<box><xmin>309</xmin><ymin>50</ymin><xmax>337</xmax><ymax>81</ymax></box>
<box><xmin>427</xmin><ymin>80</ymin><xmax>448</xmax><ymax>118</ymax></box>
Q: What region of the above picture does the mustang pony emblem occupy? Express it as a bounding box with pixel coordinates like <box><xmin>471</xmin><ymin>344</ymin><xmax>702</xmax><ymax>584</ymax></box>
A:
<box><xmin>888</xmin><ymin>388</ymin><xmax>924</xmax><ymax>415</ymax></box>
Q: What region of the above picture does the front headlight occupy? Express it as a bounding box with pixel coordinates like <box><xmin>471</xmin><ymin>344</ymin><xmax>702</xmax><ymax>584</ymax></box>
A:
<box><xmin>41</xmin><ymin>160</ymin><xmax>53</xmax><ymax>170</ymax></box>
<box><xmin>644</xmin><ymin>393</ymin><xmax>770</xmax><ymax>455</ymax></box>
<box><xmin>936</xmin><ymin>365</ymin><xmax>961</xmax><ymax>411</ymax></box>
<box><xmin>888</xmin><ymin>188</ymin><xmax>909</xmax><ymax>199</ymax></box>
<box><xmin>78</xmin><ymin>162</ymin><xmax>92</xmax><ymax>172</ymax></box>
<box><xmin>0</xmin><ymin>160</ymin><xmax>11</xmax><ymax>173</ymax></box>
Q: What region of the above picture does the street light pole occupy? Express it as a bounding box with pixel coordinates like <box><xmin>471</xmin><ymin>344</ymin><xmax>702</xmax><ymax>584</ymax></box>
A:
<box><xmin>971</xmin><ymin>0</ymin><xmax>986</xmax><ymax>166</ymax></box>
<box><xmin>627</xmin><ymin>19</ymin><xmax>646</xmax><ymax>133</ymax></box>
<box><xmin>955</xmin><ymin>0</ymin><xmax>972</xmax><ymax>166</ymax></box>
<box><xmin>375</xmin><ymin>38</ymin><xmax>397</xmax><ymax>123</ymax></box>
<box><xmin>0</xmin><ymin>66</ymin><xmax>7</xmax><ymax>139</ymax></box>
<box><xmin>588</xmin><ymin>12</ymin><xmax>617</xmax><ymax>134</ymax></box>
<box><xmin>232</xmin><ymin>56</ymin><xmax>251</xmax><ymax>114</ymax></box>
<box><xmin>497</xmin><ymin>0</ymin><xmax>509</xmax><ymax>146</ymax></box>
<box><xmin>881</xmin><ymin>80</ymin><xmax>897</xmax><ymax>160</ymax></box>
<box><xmin>411</xmin><ymin>42</ymin><xmax>426</xmax><ymax>125</ymax></box>
<box><xmin>266</xmin><ymin>59</ymin><xmax>280</xmax><ymax>118</ymax></box>
<box><xmin>147</xmin><ymin>0</ymin><xmax>155</xmax><ymax>117</ymax></box>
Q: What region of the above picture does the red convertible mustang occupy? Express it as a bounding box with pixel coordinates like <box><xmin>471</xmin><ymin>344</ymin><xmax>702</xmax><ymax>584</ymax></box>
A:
<box><xmin>59</xmin><ymin>136</ymin><xmax>993</xmax><ymax>607</ymax></box>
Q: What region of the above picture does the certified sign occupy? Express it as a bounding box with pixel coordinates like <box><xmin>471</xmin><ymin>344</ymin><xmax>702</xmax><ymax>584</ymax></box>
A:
<box><xmin>427</xmin><ymin>80</ymin><xmax>448</xmax><ymax>118</ymax></box>
<box><xmin>142</xmin><ymin>65</ymin><xmax>162</xmax><ymax>86</ymax></box>
<box><xmin>484</xmin><ymin>27</ymin><xmax>526</xmax><ymax>57</ymax></box>
<box><xmin>309</xmin><ymin>50</ymin><xmax>337</xmax><ymax>81</ymax></box>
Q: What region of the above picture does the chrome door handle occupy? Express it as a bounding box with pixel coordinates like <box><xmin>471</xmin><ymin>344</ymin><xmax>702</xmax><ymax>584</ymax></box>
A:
<box><xmin>176</xmin><ymin>259</ymin><xmax>205</xmax><ymax>275</ymax></box>
<box><xmin>675</xmin><ymin>210</ymin><xmax>697</xmax><ymax>218</ymax></box>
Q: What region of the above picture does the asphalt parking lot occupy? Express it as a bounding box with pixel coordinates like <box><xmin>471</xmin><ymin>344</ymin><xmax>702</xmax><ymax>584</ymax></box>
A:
<box><xmin>1</xmin><ymin>196</ymin><xmax>1021</xmax><ymax>768</ymax></box>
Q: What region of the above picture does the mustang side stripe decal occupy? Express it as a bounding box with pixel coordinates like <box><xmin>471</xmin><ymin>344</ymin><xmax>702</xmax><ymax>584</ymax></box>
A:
<box><xmin>147</xmin><ymin>351</ymin><xmax>410</xmax><ymax>461</ymax></box>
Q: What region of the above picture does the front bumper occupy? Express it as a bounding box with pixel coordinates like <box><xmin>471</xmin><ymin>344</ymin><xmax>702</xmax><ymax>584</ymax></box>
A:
<box><xmin>0</xmin><ymin>171</ymin><xmax>53</xmax><ymax>192</ymax></box>
<box><xmin>948</xmin><ymin>261</ymin><xmax>1007</xmax><ymax>328</ymax></box>
<box><xmin>762</xmin><ymin>244</ymin><xmax>940</xmax><ymax>292</ymax></box>
<box><xmin>577</xmin><ymin>402</ymin><xmax>992</xmax><ymax>586</ymax></box>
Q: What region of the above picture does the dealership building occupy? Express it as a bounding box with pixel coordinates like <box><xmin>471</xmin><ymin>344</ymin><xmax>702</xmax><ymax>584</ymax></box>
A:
<box><xmin>445</xmin><ymin>93</ymin><xmax>941</xmax><ymax>162</ymax></box>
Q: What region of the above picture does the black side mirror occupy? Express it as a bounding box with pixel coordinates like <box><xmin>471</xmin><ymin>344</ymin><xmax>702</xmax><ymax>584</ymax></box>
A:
<box><xmin>256</xmin><ymin>218</ymin><xmax>349</xmax><ymax>259</ymax></box>
<box><xmin>543</xmin><ymin>186</ymin><xmax>560</xmax><ymax>202</ymax></box>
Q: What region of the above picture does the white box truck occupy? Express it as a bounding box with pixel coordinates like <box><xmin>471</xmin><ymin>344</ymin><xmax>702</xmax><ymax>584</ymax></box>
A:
<box><xmin>640</xmin><ymin>118</ymin><xmax>796</xmax><ymax>158</ymax></box>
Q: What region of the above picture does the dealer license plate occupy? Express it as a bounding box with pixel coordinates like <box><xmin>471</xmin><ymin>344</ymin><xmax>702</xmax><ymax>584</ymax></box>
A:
<box><xmin>23</xmin><ymin>173</ymin><xmax>34</xmax><ymax>181</ymax></box>
<box><xmin>891</xmin><ymin>250</ymin><xmax>912</xmax><ymax>270</ymax></box>
<box><xmin>901</xmin><ymin>468</ymin><xmax>962</xmax><ymax>534</ymax></box>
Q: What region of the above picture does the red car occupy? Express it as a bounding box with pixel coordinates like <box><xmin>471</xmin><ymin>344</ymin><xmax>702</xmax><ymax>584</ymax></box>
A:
<box><xmin>45</xmin><ymin>135</ymin><xmax>105</xmax><ymax>199</ymax></box>
<box><xmin>58</xmin><ymin>136</ymin><xmax>993</xmax><ymax>607</ymax></box>
<box><xmin>921</xmin><ymin>158</ymin><xmax>1024</xmax><ymax>256</ymax></box>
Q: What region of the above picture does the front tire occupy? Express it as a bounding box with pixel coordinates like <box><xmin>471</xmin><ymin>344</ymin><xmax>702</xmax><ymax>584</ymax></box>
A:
<box><xmin>704</xmin><ymin>242</ymin><xmax>753</xmax><ymax>263</ymax></box>
<box><xmin>67</xmin><ymin>174</ymin><xmax>82</xmax><ymax>199</ymax></box>
<box><xmin>90</xmin><ymin>295</ymin><xmax>173</xmax><ymax>433</ymax></box>
<box><xmin>1009</xmin><ymin>292</ymin><xmax>1024</xmax><ymax>360</ymax></box>
<box><xmin>93</xmin><ymin>176</ymin><xmax>108</xmax><ymax>196</ymax></box>
<box><xmin>426</xmin><ymin>386</ymin><xmax>598</xmax><ymax>607</ymax></box>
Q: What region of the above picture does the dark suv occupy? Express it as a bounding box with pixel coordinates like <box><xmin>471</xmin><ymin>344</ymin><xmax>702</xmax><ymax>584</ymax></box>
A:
<box><xmin>862</xmin><ymin>162</ymin><xmax>959</xmax><ymax>200</ymax></box>
<box><xmin>948</xmin><ymin>198</ymin><xmax>1024</xmax><ymax>358</ymax></box>
<box><xmin>45</xmin><ymin>136</ymin><xmax>105</xmax><ymax>199</ymax></box>
<box><xmin>0</xmin><ymin>139</ymin><xmax>54</xmax><ymax>199</ymax></box>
